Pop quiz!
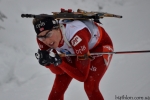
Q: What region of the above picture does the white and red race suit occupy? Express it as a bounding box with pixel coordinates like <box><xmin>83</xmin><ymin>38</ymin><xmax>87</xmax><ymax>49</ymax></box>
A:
<box><xmin>37</xmin><ymin>20</ymin><xmax>113</xmax><ymax>100</ymax></box>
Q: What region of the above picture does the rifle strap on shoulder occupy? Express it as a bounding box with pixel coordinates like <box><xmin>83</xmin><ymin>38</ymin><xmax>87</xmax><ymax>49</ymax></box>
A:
<box><xmin>59</xmin><ymin>24</ymin><xmax>72</xmax><ymax>48</ymax></box>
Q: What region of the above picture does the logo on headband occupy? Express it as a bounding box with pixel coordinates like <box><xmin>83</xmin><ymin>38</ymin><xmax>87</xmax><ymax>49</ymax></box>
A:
<box><xmin>36</xmin><ymin>21</ymin><xmax>45</xmax><ymax>29</ymax></box>
<box><xmin>34</xmin><ymin>18</ymin><xmax>55</xmax><ymax>35</ymax></box>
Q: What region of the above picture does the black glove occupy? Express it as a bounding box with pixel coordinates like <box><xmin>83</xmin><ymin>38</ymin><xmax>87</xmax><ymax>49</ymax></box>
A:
<box><xmin>35</xmin><ymin>49</ymin><xmax>62</xmax><ymax>66</ymax></box>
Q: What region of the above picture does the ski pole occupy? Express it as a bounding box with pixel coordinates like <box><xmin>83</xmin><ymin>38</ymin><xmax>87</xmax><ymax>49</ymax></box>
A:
<box><xmin>59</xmin><ymin>50</ymin><xmax>150</xmax><ymax>57</ymax></box>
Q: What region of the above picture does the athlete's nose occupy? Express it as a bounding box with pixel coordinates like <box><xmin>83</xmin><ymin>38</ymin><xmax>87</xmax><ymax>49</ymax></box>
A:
<box><xmin>42</xmin><ymin>38</ymin><xmax>50</xmax><ymax>46</ymax></box>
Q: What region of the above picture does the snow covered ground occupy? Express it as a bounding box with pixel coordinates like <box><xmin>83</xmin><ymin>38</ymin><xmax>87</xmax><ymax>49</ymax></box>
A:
<box><xmin>0</xmin><ymin>0</ymin><xmax>150</xmax><ymax>100</ymax></box>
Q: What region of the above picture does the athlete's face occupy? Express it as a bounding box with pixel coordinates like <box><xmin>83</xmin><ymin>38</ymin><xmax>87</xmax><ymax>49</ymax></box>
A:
<box><xmin>37</xmin><ymin>29</ymin><xmax>61</xmax><ymax>49</ymax></box>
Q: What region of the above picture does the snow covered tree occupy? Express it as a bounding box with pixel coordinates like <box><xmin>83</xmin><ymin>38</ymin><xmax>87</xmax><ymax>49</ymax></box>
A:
<box><xmin>0</xmin><ymin>11</ymin><xmax>7</xmax><ymax>21</ymax></box>
<box><xmin>0</xmin><ymin>11</ymin><xmax>7</xmax><ymax>30</ymax></box>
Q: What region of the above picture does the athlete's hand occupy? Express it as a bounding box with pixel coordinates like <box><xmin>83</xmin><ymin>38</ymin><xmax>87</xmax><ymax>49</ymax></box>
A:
<box><xmin>35</xmin><ymin>49</ymin><xmax>62</xmax><ymax>66</ymax></box>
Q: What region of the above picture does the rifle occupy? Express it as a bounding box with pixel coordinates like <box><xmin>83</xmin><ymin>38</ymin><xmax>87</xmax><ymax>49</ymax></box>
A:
<box><xmin>21</xmin><ymin>8</ymin><xmax>122</xmax><ymax>23</ymax></box>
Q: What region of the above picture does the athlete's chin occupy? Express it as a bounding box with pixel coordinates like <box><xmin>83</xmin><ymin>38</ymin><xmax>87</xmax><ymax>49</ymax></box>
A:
<box><xmin>49</xmin><ymin>44</ymin><xmax>58</xmax><ymax>49</ymax></box>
